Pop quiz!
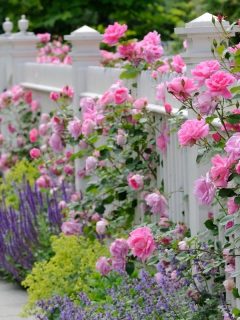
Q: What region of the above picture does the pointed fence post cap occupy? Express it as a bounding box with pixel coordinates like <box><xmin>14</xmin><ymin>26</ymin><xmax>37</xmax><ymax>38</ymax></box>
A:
<box><xmin>186</xmin><ymin>12</ymin><xmax>230</xmax><ymax>28</ymax></box>
<box><xmin>65</xmin><ymin>25</ymin><xmax>102</xmax><ymax>41</ymax></box>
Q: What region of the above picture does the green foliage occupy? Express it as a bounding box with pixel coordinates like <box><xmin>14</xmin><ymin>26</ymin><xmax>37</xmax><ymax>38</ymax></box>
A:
<box><xmin>0</xmin><ymin>159</ymin><xmax>39</xmax><ymax>208</ymax></box>
<box><xmin>22</xmin><ymin>234</ymin><xmax>108</xmax><ymax>314</ymax></box>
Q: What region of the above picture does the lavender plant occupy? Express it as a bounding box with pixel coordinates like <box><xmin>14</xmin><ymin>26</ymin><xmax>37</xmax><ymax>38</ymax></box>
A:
<box><xmin>36</xmin><ymin>270</ymin><xmax>197</xmax><ymax>320</ymax></box>
<box><xmin>0</xmin><ymin>181</ymin><xmax>70</xmax><ymax>282</ymax></box>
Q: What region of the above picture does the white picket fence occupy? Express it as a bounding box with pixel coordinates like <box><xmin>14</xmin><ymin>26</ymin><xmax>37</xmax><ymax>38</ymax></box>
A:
<box><xmin>0</xmin><ymin>12</ymin><xmax>239</xmax><ymax>307</ymax></box>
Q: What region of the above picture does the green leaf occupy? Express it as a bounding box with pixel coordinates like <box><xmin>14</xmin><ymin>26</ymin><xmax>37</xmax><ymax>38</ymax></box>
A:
<box><xmin>226</xmin><ymin>114</ymin><xmax>240</xmax><ymax>124</ymax></box>
<box><xmin>230</xmin><ymin>86</ymin><xmax>240</xmax><ymax>94</ymax></box>
<box><xmin>232</xmin><ymin>308</ymin><xmax>240</xmax><ymax>317</ymax></box>
<box><xmin>234</xmin><ymin>196</ymin><xmax>240</xmax><ymax>205</ymax></box>
<box><xmin>204</xmin><ymin>220</ymin><xmax>218</xmax><ymax>235</ymax></box>
<box><xmin>70</xmin><ymin>149</ymin><xmax>87</xmax><ymax>160</ymax></box>
<box><xmin>232</xmin><ymin>288</ymin><xmax>240</xmax><ymax>298</ymax></box>
<box><xmin>120</xmin><ymin>68</ymin><xmax>140</xmax><ymax>80</ymax></box>
<box><xmin>126</xmin><ymin>261</ymin><xmax>135</xmax><ymax>275</ymax></box>
<box><xmin>218</xmin><ymin>188</ymin><xmax>236</xmax><ymax>198</ymax></box>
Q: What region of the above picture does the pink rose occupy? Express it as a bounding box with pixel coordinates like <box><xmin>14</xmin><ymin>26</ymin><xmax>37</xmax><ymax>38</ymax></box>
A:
<box><xmin>40</xmin><ymin>113</ymin><xmax>50</xmax><ymax>123</ymax></box>
<box><xmin>96</xmin><ymin>257</ymin><xmax>112</xmax><ymax>275</ymax></box>
<box><xmin>49</xmin><ymin>91</ymin><xmax>59</xmax><ymax>101</ymax></box>
<box><xmin>29</xmin><ymin>128</ymin><xmax>39</xmax><ymax>143</ymax></box>
<box><xmin>82</xmin><ymin>119</ymin><xmax>96</xmax><ymax>136</ymax></box>
<box><xmin>194</xmin><ymin>174</ymin><xmax>216</xmax><ymax>205</ymax></box>
<box><xmin>191</xmin><ymin>60</ymin><xmax>220</xmax><ymax>85</ymax></box>
<box><xmin>128</xmin><ymin>226</ymin><xmax>156</xmax><ymax>261</ymax></box>
<box><xmin>39</xmin><ymin>123</ymin><xmax>49</xmax><ymax>136</ymax></box>
<box><xmin>116</xmin><ymin>129</ymin><xmax>127</xmax><ymax>146</ymax></box>
<box><xmin>103</xmin><ymin>22</ymin><xmax>127</xmax><ymax>46</ymax></box>
<box><xmin>171</xmin><ymin>55</ymin><xmax>186</xmax><ymax>73</ymax></box>
<box><xmin>85</xmin><ymin>156</ymin><xmax>98</xmax><ymax>172</ymax></box>
<box><xmin>178</xmin><ymin>119</ymin><xmax>209</xmax><ymax>146</ymax></box>
<box><xmin>157</xmin><ymin>60</ymin><xmax>170</xmax><ymax>74</ymax></box>
<box><xmin>24</xmin><ymin>91</ymin><xmax>32</xmax><ymax>104</ymax></box>
<box><xmin>143</xmin><ymin>31</ymin><xmax>161</xmax><ymax>45</ymax></box>
<box><xmin>194</xmin><ymin>91</ymin><xmax>217</xmax><ymax>115</ymax></box>
<box><xmin>64</xmin><ymin>164</ymin><xmax>74</xmax><ymax>175</ymax></box>
<box><xmin>128</xmin><ymin>174</ymin><xmax>144</xmax><ymax>190</ymax></box>
<box><xmin>133</xmin><ymin>97</ymin><xmax>147</xmax><ymax>111</ymax></box>
<box><xmin>210</xmin><ymin>154</ymin><xmax>230</xmax><ymax>187</ymax></box>
<box><xmin>164</xmin><ymin>103</ymin><xmax>172</xmax><ymax>114</ymax></box>
<box><xmin>225</xmin><ymin>133</ymin><xmax>240</xmax><ymax>160</ymax></box>
<box><xmin>117</xmin><ymin>42</ymin><xmax>136</xmax><ymax>60</ymax></box>
<box><xmin>145</xmin><ymin>192</ymin><xmax>168</xmax><ymax>217</ymax></box>
<box><xmin>167</xmin><ymin>77</ymin><xmax>196</xmax><ymax>101</ymax></box>
<box><xmin>110</xmin><ymin>239</ymin><xmax>129</xmax><ymax>258</ymax></box>
<box><xmin>36</xmin><ymin>175</ymin><xmax>51</xmax><ymax>188</ymax></box>
<box><xmin>37</xmin><ymin>33</ymin><xmax>51</xmax><ymax>43</ymax></box>
<box><xmin>61</xmin><ymin>221</ymin><xmax>82</xmax><ymax>236</ymax></box>
<box><xmin>49</xmin><ymin>133</ymin><xmax>64</xmax><ymax>152</ymax></box>
<box><xmin>31</xmin><ymin>100</ymin><xmax>39</xmax><ymax>112</ymax></box>
<box><xmin>96</xmin><ymin>219</ymin><xmax>108</xmax><ymax>235</ymax></box>
<box><xmin>113</xmin><ymin>87</ymin><xmax>129</xmax><ymax>105</ymax></box>
<box><xmin>58</xmin><ymin>200</ymin><xmax>67</xmax><ymax>210</ymax></box>
<box><xmin>205</xmin><ymin>71</ymin><xmax>235</xmax><ymax>99</ymax></box>
<box><xmin>68</xmin><ymin>117</ymin><xmax>82</xmax><ymax>139</ymax></box>
<box><xmin>61</xmin><ymin>85</ymin><xmax>74</xmax><ymax>98</ymax></box>
<box><xmin>29</xmin><ymin>148</ymin><xmax>41</xmax><ymax>159</ymax></box>
<box><xmin>112</xmin><ymin>257</ymin><xmax>126</xmax><ymax>272</ymax></box>
<box><xmin>227</xmin><ymin>197</ymin><xmax>240</xmax><ymax>215</ymax></box>
<box><xmin>156</xmin><ymin>123</ymin><xmax>169</xmax><ymax>154</ymax></box>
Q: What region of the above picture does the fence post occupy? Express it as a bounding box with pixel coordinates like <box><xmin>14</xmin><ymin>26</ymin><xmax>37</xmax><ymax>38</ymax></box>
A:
<box><xmin>174</xmin><ymin>13</ymin><xmax>236</xmax><ymax>235</ymax></box>
<box><xmin>0</xmin><ymin>18</ymin><xmax>13</xmax><ymax>91</ymax></box>
<box><xmin>65</xmin><ymin>26</ymin><xmax>102</xmax><ymax>192</ymax></box>
<box><xmin>9</xmin><ymin>15</ymin><xmax>38</xmax><ymax>85</ymax></box>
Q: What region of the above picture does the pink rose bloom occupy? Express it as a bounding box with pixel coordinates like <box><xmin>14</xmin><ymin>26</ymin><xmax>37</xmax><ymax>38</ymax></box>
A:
<box><xmin>68</xmin><ymin>117</ymin><xmax>82</xmax><ymax>139</ymax></box>
<box><xmin>49</xmin><ymin>133</ymin><xmax>64</xmax><ymax>152</ymax></box>
<box><xmin>145</xmin><ymin>192</ymin><xmax>168</xmax><ymax>217</ymax></box>
<box><xmin>194</xmin><ymin>174</ymin><xmax>216</xmax><ymax>205</ymax></box>
<box><xmin>143</xmin><ymin>31</ymin><xmax>161</xmax><ymax>45</ymax></box>
<box><xmin>205</xmin><ymin>71</ymin><xmax>235</xmax><ymax>99</ymax></box>
<box><xmin>61</xmin><ymin>85</ymin><xmax>74</xmax><ymax>98</ymax></box>
<box><xmin>29</xmin><ymin>148</ymin><xmax>41</xmax><ymax>159</ymax></box>
<box><xmin>80</xmin><ymin>97</ymin><xmax>96</xmax><ymax>113</ymax></box>
<box><xmin>116</xmin><ymin>129</ymin><xmax>127</xmax><ymax>146</ymax></box>
<box><xmin>82</xmin><ymin>119</ymin><xmax>96</xmax><ymax>136</ymax></box>
<box><xmin>101</xmin><ymin>50</ymin><xmax>120</xmax><ymax>63</ymax></box>
<box><xmin>110</xmin><ymin>239</ymin><xmax>129</xmax><ymax>258</ymax></box>
<box><xmin>210</xmin><ymin>154</ymin><xmax>230</xmax><ymax>187</ymax></box>
<box><xmin>96</xmin><ymin>219</ymin><xmax>108</xmax><ymax>235</ymax></box>
<box><xmin>49</xmin><ymin>91</ymin><xmax>59</xmax><ymax>101</ymax></box>
<box><xmin>227</xmin><ymin>197</ymin><xmax>240</xmax><ymax>215</ymax></box>
<box><xmin>17</xmin><ymin>136</ymin><xmax>26</xmax><ymax>147</ymax></box>
<box><xmin>156</xmin><ymin>83</ymin><xmax>166</xmax><ymax>104</ymax></box>
<box><xmin>61</xmin><ymin>221</ymin><xmax>82</xmax><ymax>235</ymax></box>
<box><xmin>8</xmin><ymin>123</ymin><xmax>16</xmax><ymax>133</ymax></box>
<box><xmin>112</xmin><ymin>257</ymin><xmax>126</xmax><ymax>272</ymax></box>
<box><xmin>29</xmin><ymin>128</ymin><xmax>39</xmax><ymax>143</ymax></box>
<box><xmin>128</xmin><ymin>174</ymin><xmax>144</xmax><ymax>190</ymax></box>
<box><xmin>24</xmin><ymin>91</ymin><xmax>32</xmax><ymax>104</ymax></box>
<box><xmin>223</xmin><ymin>278</ymin><xmax>235</xmax><ymax>291</ymax></box>
<box><xmin>171</xmin><ymin>55</ymin><xmax>186</xmax><ymax>73</ymax></box>
<box><xmin>39</xmin><ymin>123</ymin><xmax>49</xmax><ymax>136</ymax></box>
<box><xmin>138</xmin><ymin>43</ymin><xmax>163</xmax><ymax>64</ymax></box>
<box><xmin>128</xmin><ymin>226</ymin><xmax>156</xmax><ymax>261</ymax></box>
<box><xmin>191</xmin><ymin>60</ymin><xmax>220</xmax><ymax>85</ymax></box>
<box><xmin>167</xmin><ymin>77</ymin><xmax>196</xmax><ymax>101</ymax></box>
<box><xmin>37</xmin><ymin>33</ymin><xmax>51</xmax><ymax>43</ymax></box>
<box><xmin>178</xmin><ymin>119</ymin><xmax>209</xmax><ymax>146</ymax></box>
<box><xmin>85</xmin><ymin>156</ymin><xmax>98</xmax><ymax>172</ymax></box>
<box><xmin>96</xmin><ymin>257</ymin><xmax>112</xmax><ymax>276</ymax></box>
<box><xmin>40</xmin><ymin>113</ymin><xmax>50</xmax><ymax>123</ymax></box>
<box><xmin>236</xmin><ymin>161</ymin><xmax>240</xmax><ymax>174</ymax></box>
<box><xmin>63</xmin><ymin>55</ymin><xmax>72</xmax><ymax>65</ymax></box>
<box><xmin>103</xmin><ymin>22</ymin><xmax>127</xmax><ymax>46</ymax></box>
<box><xmin>225</xmin><ymin>133</ymin><xmax>240</xmax><ymax>160</ymax></box>
<box><xmin>133</xmin><ymin>97</ymin><xmax>147</xmax><ymax>111</ymax></box>
<box><xmin>157</xmin><ymin>60</ymin><xmax>170</xmax><ymax>74</ymax></box>
<box><xmin>64</xmin><ymin>164</ymin><xmax>74</xmax><ymax>175</ymax></box>
<box><xmin>58</xmin><ymin>200</ymin><xmax>67</xmax><ymax>210</ymax></box>
<box><xmin>164</xmin><ymin>103</ymin><xmax>172</xmax><ymax>114</ymax></box>
<box><xmin>98</xmin><ymin>91</ymin><xmax>114</xmax><ymax>107</ymax></box>
<box><xmin>36</xmin><ymin>175</ymin><xmax>51</xmax><ymax>188</ymax></box>
<box><xmin>117</xmin><ymin>42</ymin><xmax>136</xmax><ymax>60</ymax></box>
<box><xmin>194</xmin><ymin>91</ymin><xmax>217</xmax><ymax>115</ymax></box>
<box><xmin>113</xmin><ymin>87</ymin><xmax>130</xmax><ymax>105</ymax></box>
<box><xmin>31</xmin><ymin>100</ymin><xmax>39</xmax><ymax>112</ymax></box>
